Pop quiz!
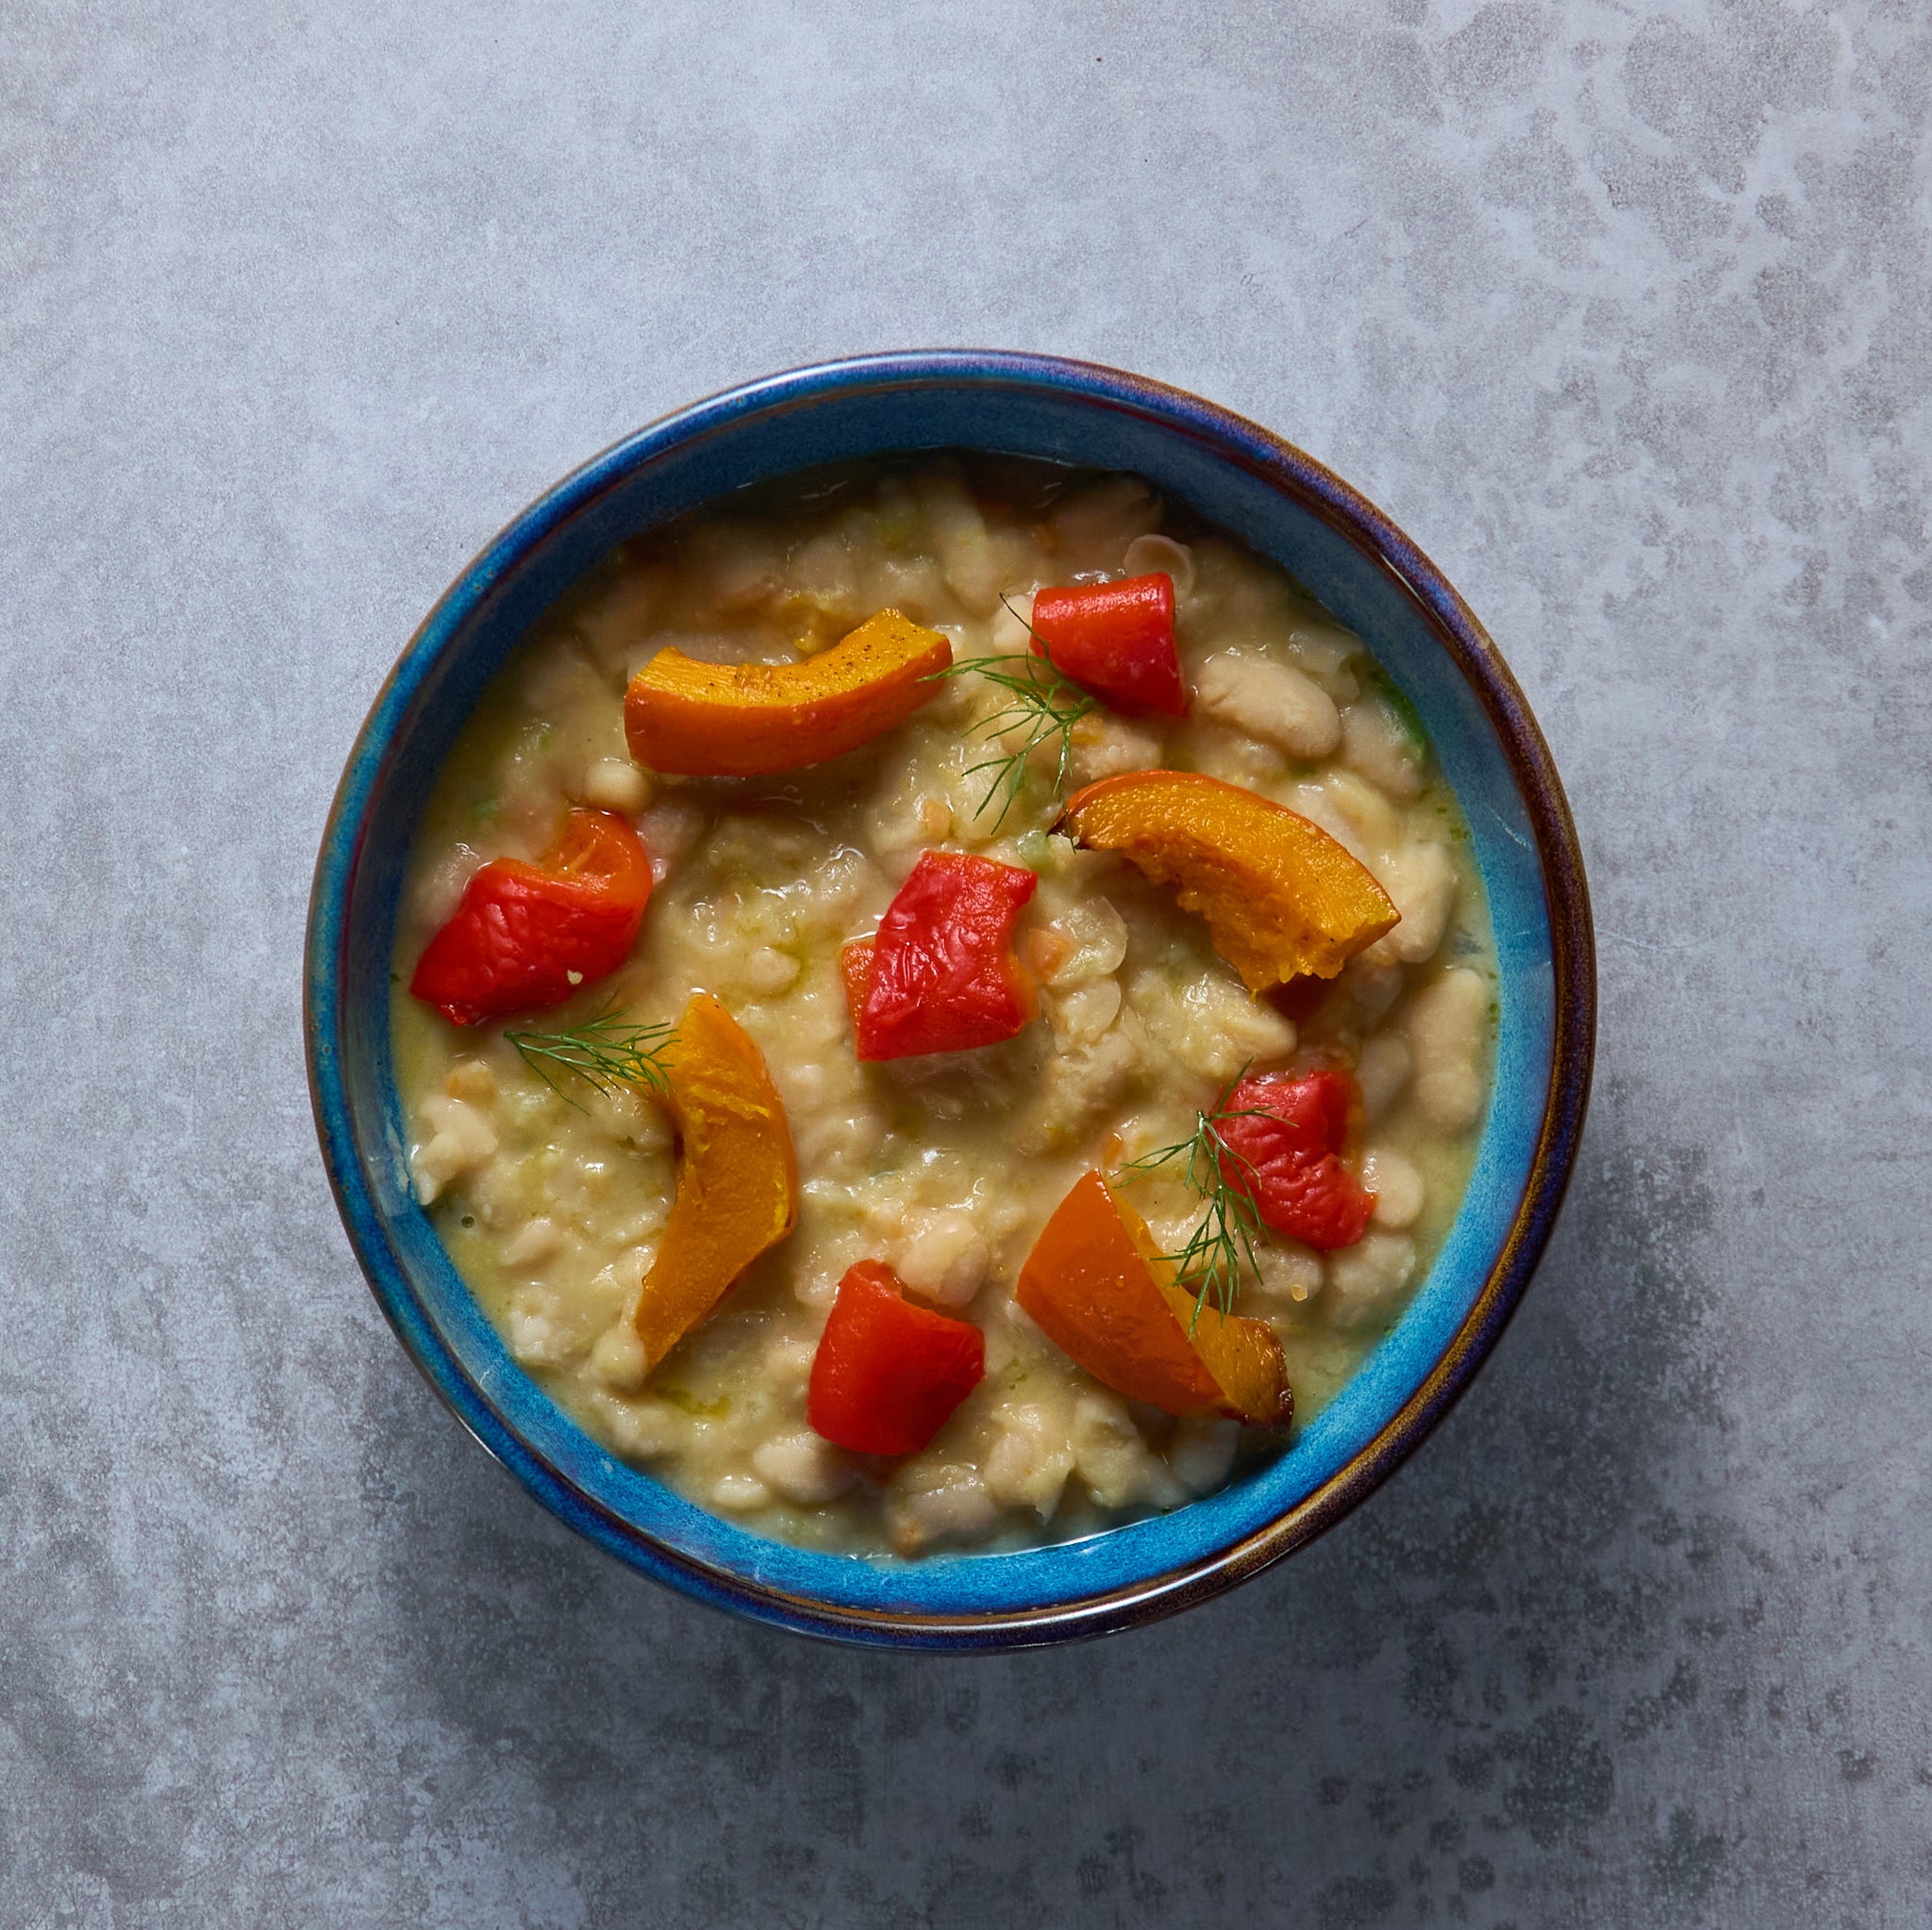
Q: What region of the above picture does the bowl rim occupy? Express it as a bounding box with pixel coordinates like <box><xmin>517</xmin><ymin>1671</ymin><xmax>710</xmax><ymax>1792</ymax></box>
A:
<box><xmin>306</xmin><ymin>349</ymin><xmax>1595</xmax><ymax>1648</ymax></box>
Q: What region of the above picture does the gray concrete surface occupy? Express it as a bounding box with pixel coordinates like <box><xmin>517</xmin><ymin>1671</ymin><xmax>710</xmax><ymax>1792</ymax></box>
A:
<box><xmin>4</xmin><ymin>1</ymin><xmax>1927</xmax><ymax>1922</ymax></box>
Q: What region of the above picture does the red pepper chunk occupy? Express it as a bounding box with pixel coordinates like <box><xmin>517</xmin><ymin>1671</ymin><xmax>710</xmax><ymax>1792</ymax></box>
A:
<box><xmin>1029</xmin><ymin>573</ymin><xmax>1188</xmax><ymax>717</ymax></box>
<box><xmin>409</xmin><ymin>807</ymin><xmax>652</xmax><ymax>1025</ymax></box>
<box><xmin>808</xmin><ymin>1261</ymin><xmax>986</xmax><ymax>1456</ymax></box>
<box><xmin>848</xmin><ymin>850</ymin><xmax>1038</xmax><ymax>1061</ymax></box>
<box><xmin>840</xmin><ymin>936</ymin><xmax>877</xmax><ymax>1031</ymax></box>
<box><xmin>1216</xmin><ymin>1070</ymin><xmax>1376</xmax><ymax>1252</ymax></box>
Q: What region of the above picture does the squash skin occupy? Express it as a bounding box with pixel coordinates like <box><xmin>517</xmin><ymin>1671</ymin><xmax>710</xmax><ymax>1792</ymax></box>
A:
<box><xmin>625</xmin><ymin>608</ymin><xmax>952</xmax><ymax>776</ymax></box>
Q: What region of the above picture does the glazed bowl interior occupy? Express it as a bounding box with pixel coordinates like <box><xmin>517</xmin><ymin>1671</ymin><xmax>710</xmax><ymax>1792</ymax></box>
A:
<box><xmin>308</xmin><ymin>353</ymin><xmax>1591</xmax><ymax>1647</ymax></box>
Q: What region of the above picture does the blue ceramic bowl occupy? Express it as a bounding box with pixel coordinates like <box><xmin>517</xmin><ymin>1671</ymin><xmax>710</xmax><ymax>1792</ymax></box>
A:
<box><xmin>307</xmin><ymin>351</ymin><xmax>1594</xmax><ymax>1649</ymax></box>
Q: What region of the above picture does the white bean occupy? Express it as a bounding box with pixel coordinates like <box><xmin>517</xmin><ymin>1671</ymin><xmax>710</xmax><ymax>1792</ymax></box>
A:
<box><xmin>888</xmin><ymin>1467</ymin><xmax>1001</xmax><ymax>1550</ymax></box>
<box><xmin>1323</xmin><ymin>769</ymin><xmax>1402</xmax><ymax>853</ymax></box>
<box><xmin>917</xmin><ymin>472</ymin><xmax>1001</xmax><ymax>616</ymax></box>
<box><xmin>496</xmin><ymin>753</ymin><xmax>567</xmax><ymax>853</ymax></box>
<box><xmin>518</xmin><ymin>646</ymin><xmax>608</xmax><ymax>719</ymax></box>
<box><xmin>1251</xmin><ymin>1241</ymin><xmax>1323</xmax><ymax>1304</ymax></box>
<box><xmin>1194</xmin><ymin>652</ymin><xmax>1341</xmax><ymax>758</ymax></box>
<box><xmin>1168</xmin><ymin>1419</ymin><xmax>1239</xmax><ymax>1495</ymax></box>
<box><xmin>411</xmin><ymin>843</ymin><xmax>482</xmax><ymax>929</ymax></box>
<box><xmin>589</xmin><ymin>1321</ymin><xmax>649</xmax><ymax>1393</ymax></box>
<box><xmin>1174</xmin><ymin>973</ymin><xmax>1295</xmax><ymax>1084</ymax></box>
<box><xmin>691</xmin><ymin>522</ymin><xmax>783</xmax><ymax>613</ymax></box>
<box><xmin>579</xmin><ymin>757</ymin><xmax>653</xmax><ymax>815</ymax></box>
<box><xmin>505</xmin><ymin>1285</ymin><xmax>573</xmax><ymax>1366</ymax></box>
<box><xmin>752</xmin><ymin>1432</ymin><xmax>856</xmax><ymax>1505</ymax></box>
<box><xmin>1341</xmin><ymin>694</ymin><xmax>1424</xmax><ymax>800</ymax></box>
<box><xmin>983</xmin><ymin>1403</ymin><xmax>1075</xmax><ymax>1518</ymax></box>
<box><xmin>465</xmin><ymin>1156</ymin><xmax>525</xmax><ymax>1231</ymax></box>
<box><xmin>573</xmin><ymin>567</ymin><xmax>665</xmax><ymax>678</ymax></box>
<box><xmin>1034</xmin><ymin>896</ymin><xmax>1129</xmax><ymax>986</ymax></box>
<box><xmin>1050</xmin><ymin>475</ymin><xmax>1161</xmax><ymax>557</ymax></box>
<box><xmin>601</xmin><ymin>1394</ymin><xmax>684</xmax><ymax>1460</ymax></box>
<box><xmin>636</xmin><ymin>798</ymin><xmax>704</xmax><ymax>882</ymax></box>
<box><xmin>1286</xmin><ymin>621</ymin><xmax>1359</xmax><ymax>679</ymax></box>
<box><xmin>1068</xmin><ymin>711</ymin><xmax>1164</xmax><ymax>785</ymax></box>
<box><xmin>1356</xmin><ymin>1036</ymin><xmax>1412</xmax><ymax>1121</ymax></box>
<box><xmin>585</xmin><ymin>1257</ymin><xmax>644</xmax><ymax>1329</ymax></box>
<box><xmin>710</xmin><ymin>1473</ymin><xmax>773</xmax><ymax>1512</ymax></box>
<box><xmin>1361</xmin><ymin>1148</ymin><xmax>1425</xmax><ymax>1230</ymax></box>
<box><xmin>895</xmin><ymin>1210</ymin><xmax>991</xmax><ymax>1307</ymax></box>
<box><xmin>1048</xmin><ymin>978</ymin><xmax>1123</xmax><ymax>1047</ymax></box>
<box><xmin>504</xmin><ymin>1217</ymin><xmax>564</xmax><ymax>1268</ymax></box>
<box><xmin>760</xmin><ymin>1335</ymin><xmax>817</xmax><ymax>1398</ymax></box>
<box><xmin>978</xmin><ymin>1317</ymin><xmax>1016</xmax><ymax>1378</ymax></box>
<box><xmin>1349</xmin><ymin>961</ymin><xmax>1405</xmax><ymax>1027</ymax></box>
<box><xmin>788</xmin><ymin>531</ymin><xmax>861</xmax><ymax>630</ymax></box>
<box><xmin>739</xmin><ymin>946</ymin><xmax>802</xmax><ymax>997</ymax></box>
<box><xmin>1407</xmin><ymin>968</ymin><xmax>1490</xmax><ymax>1132</ymax></box>
<box><xmin>1282</xmin><ymin>781</ymin><xmax>1368</xmax><ymax>859</ymax></box>
<box><xmin>444</xmin><ymin>1057</ymin><xmax>495</xmax><ymax>1104</ymax></box>
<box><xmin>1325</xmin><ymin>1233</ymin><xmax>1418</xmax><ymax>1330</ymax></box>
<box><xmin>1122</xmin><ymin>533</ymin><xmax>1196</xmax><ymax>600</ymax></box>
<box><xmin>1372</xmin><ymin>841</ymin><xmax>1458</xmax><ymax>966</ymax></box>
<box><xmin>871</xmin><ymin>553</ymin><xmax>945</xmax><ymax>622</ymax></box>
<box><xmin>1193</xmin><ymin>723</ymin><xmax>1283</xmax><ymax>790</ymax></box>
<box><xmin>408</xmin><ymin>1135</ymin><xmax>465</xmax><ymax>1206</ymax></box>
<box><xmin>409</xmin><ymin>1095</ymin><xmax>498</xmax><ymax>1205</ymax></box>
<box><xmin>787</xmin><ymin>847</ymin><xmax>880</xmax><ymax>936</ymax></box>
<box><xmin>1071</xmin><ymin>1393</ymin><xmax>1187</xmax><ymax>1510</ymax></box>
<box><xmin>1029</xmin><ymin>1023</ymin><xmax>1143</xmax><ymax>1151</ymax></box>
<box><xmin>791</xmin><ymin>1266</ymin><xmax>841</xmax><ymax>1311</ymax></box>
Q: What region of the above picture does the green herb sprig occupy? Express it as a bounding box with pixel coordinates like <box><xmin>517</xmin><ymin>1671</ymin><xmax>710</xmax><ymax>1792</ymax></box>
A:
<box><xmin>1119</xmin><ymin>1068</ymin><xmax>1275</xmax><ymax>1325</ymax></box>
<box><xmin>504</xmin><ymin>1002</ymin><xmax>673</xmax><ymax>1109</ymax></box>
<box><xmin>926</xmin><ymin>596</ymin><xmax>1097</xmax><ymax>831</ymax></box>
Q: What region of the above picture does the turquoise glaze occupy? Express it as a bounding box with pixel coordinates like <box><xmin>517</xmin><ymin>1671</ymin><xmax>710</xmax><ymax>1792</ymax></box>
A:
<box><xmin>306</xmin><ymin>353</ymin><xmax>1594</xmax><ymax>1648</ymax></box>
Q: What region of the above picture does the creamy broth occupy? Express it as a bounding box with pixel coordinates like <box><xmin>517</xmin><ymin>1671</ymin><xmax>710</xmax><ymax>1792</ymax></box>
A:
<box><xmin>391</xmin><ymin>458</ymin><xmax>1495</xmax><ymax>1555</ymax></box>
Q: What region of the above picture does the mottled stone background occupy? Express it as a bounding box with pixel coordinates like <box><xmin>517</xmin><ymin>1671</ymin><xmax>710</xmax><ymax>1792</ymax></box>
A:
<box><xmin>4</xmin><ymin>0</ymin><xmax>1927</xmax><ymax>1922</ymax></box>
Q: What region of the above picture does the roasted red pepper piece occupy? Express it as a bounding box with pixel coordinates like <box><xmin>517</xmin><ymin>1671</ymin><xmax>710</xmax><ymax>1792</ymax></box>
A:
<box><xmin>839</xmin><ymin>936</ymin><xmax>875</xmax><ymax>1031</ymax></box>
<box><xmin>847</xmin><ymin>851</ymin><xmax>1038</xmax><ymax>1061</ymax></box>
<box><xmin>807</xmin><ymin>1260</ymin><xmax>986</xmax><ymax>1456</ymax></box>
<box><xmin>1029</xmin><ymin>573</ymin><xmax>1188</xmax><ymax>717</ymax></box>
<box><xmin>408</xmin><ymin>807</ymin><xmax>652</xmax><ymax>1025</ymax></box>
<box><xmin>1215</xmin><ymin>1069</ymin><xmax>1375</xmax><ymax>1251</ymax></box>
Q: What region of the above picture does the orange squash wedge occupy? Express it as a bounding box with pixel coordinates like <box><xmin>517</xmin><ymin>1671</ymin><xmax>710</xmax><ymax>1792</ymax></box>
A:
<box><xmin>632</xmin><ymin>994</ymin><xmax>798</xmax><ymax>1369</ymax></box>
<box><xmin>1016</xmin><ymin>1170</ymin><xmax>1292</xmax><ymax>1427</ymax></box>
<box><xmin>625</xmin><ymin>607</ymin><xmax>952</xmax><ymax>776</ymax></box>
<box><xmin>1059</xmin><ymin>770</ymin><xmax>1397</xmax><ymax>991</ymax></box>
